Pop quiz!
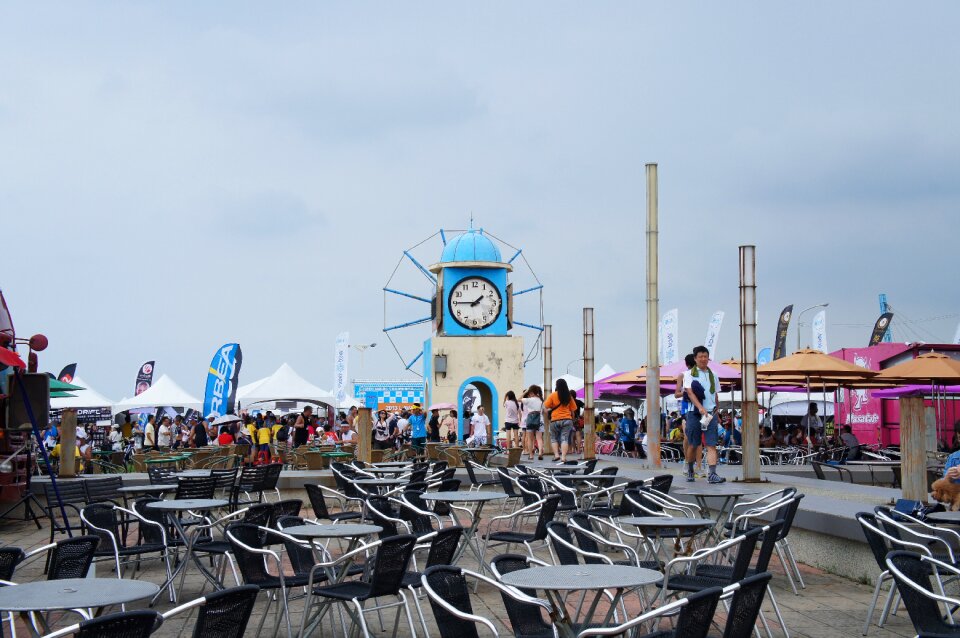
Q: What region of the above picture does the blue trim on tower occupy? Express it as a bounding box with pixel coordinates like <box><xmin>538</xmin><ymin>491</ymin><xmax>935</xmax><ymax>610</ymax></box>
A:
<box><xmin>456</xmin><ymin>376</ymin><xmax>499</xmax><ymax>441</ymax></box>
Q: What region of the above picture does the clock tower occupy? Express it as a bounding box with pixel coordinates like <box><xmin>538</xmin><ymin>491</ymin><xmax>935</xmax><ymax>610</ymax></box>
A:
<box><xmin>422</xmin><ymin>227</ymin><xmax>524</xmax><ymax>440</ymax></box>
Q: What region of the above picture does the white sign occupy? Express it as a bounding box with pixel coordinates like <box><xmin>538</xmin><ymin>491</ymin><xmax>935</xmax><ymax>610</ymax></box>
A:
<box><xmin>661</xmin><ymin>308</ymin><xmax>679</xmax><ymax>365</ymax></box>
<box><xmin>812</xmin><ymin>310</ymin><xmax>828</xmax><ymax>353</ymax></box>
<box><xmin>334</xmin><ymin>332</ymin><xmax>349</xmax><ymax>406</ymax></box>
<box><xmin>704</xmin><ymin>311</ymin><xmax>724</xmax><ymax>357</ymax></box>
<box><xmin>953</xmin><ymin>320</ymin><xmax>960</xmax><ymax>345</ymax></box>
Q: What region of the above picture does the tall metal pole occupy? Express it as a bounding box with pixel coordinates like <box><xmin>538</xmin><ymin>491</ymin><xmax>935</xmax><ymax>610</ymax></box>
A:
<box><xmin>645</xmin><ymin>163</ymin><xmax>661</xmax><ymax>467</ymax></box>
<box><xmin>739</xmin><ymin>245</ymin><xmax>761</xmax><ymax>482</ymax></box>
<box><xmin>583</xmin><ymin>308</ymin><xmax>596</xmax><ymax>459</ymax></box>
<box><xmin>543</xmin><ymin>324</ymin><xmax>553</xmax><ymax>455</ymax></box>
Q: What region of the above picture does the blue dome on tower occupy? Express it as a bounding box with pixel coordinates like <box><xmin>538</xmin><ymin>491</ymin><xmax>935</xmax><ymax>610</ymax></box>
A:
<box><xmin>440</xmin><ymin>228</ymin><xmax>502</xmax><ymax>263</ymax></box>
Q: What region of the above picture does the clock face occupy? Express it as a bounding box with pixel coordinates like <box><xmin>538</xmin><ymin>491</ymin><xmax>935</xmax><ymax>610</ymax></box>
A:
<box><xmin>448</xmin><ymin>276</ymin><xmax>503</xmax><ymax>330</ymax></box>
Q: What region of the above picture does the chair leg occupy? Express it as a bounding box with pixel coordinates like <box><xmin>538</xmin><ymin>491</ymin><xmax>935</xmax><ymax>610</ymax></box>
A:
<box><xmin>878</xmin><ymin>583</ymin><xmax>897</xmax><ymax>627</ymax></box>
<box><xmin>783</xmin><ymin>540</ymin><xmax>806</xmax><ymax>589</ymax></box>
<box><xmin>398</xmin><ymin>591</ymin><xmax>419</xmax><ymax>638</ymax></box>
<box><xmin>352</xmin><ymin>599</ymin><xmax>372</xmax><ymax>638</ymax></box>
<box><xmin>774</xmin><ymin>544</ymin><xmax>799</xmax><ymax>595</ymax></box>
<box><xmin>410</xmin><ymin>586</ymin><xmax>430</xmax><ymax>638</ymax></box>
<box><xmin>765</xmin><ymin>585</ymin><xmax>789</xmax><ymax>638</ymax></box>
<box><xmin>863</xmin><ymin>573</ymin><xmax>886</xmax><ymax>635</ymax></box>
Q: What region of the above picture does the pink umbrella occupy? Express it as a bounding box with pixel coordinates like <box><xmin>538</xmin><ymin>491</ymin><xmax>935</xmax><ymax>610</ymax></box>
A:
<box><xmin>659</xmin><ymin>359</ymin><xmax>741</xmax><ymax>380</ymax></box>
<box><xmin>428</xmin><ymin>402</ymin><xmax>456</xmax><ymax>411</ymax></box>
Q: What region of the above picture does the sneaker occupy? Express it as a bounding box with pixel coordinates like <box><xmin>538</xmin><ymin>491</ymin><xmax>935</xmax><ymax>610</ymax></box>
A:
<box><xmin>686</xmin><ymin>472</ymin><xmax>695</xmax><ymax>482</ymax></box>
<box><xmin>707</xmin><ymin>473</ymin><xmax>726</xmax><ymax>484</ymax></box>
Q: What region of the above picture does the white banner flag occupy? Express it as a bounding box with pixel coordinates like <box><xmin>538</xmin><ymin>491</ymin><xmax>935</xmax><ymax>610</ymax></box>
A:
<box><xmin>704</xmin><ymin>311</ymin><xmax>724</xmax><ymax>357</ymax></box>
<box><xmin>662</xmin><ymin>308</ymin><xmax>679</xmax><ymax>364</ymax></box>
<box><xmin>657</xmin><ymin>317</ymin><xmax>664</xmax><ymax>363</ymax></box>
<box><xmin>954</xmin><ymin>320</ymin><xmax>960</xmax><ymax>345</ymax></box>
<box><xmin>334</xmin><ymin>332</ymin><xmax>349</xmax><ymax>406</ymax></box>
<box><xmin>812</xmin><ymin>310</ymin><xmax>828</xmax><ymax>353</ymax></box>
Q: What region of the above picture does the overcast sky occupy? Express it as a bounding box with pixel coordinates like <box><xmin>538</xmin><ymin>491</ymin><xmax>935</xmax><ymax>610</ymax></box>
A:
<box><xmin>3</xmin><ymin>2</ymin><xmax>958</xmax><ymax>401</ymax></box>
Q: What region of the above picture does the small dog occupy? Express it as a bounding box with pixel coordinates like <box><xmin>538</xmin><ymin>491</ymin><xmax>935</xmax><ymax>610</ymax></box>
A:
<box><xmin>931</xmin><ymin>477</ymin><xmax>960</xmax><ymax>511</ymax></box>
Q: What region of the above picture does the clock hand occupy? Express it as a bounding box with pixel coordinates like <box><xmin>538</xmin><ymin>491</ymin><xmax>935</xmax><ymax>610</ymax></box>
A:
<box><xmin>471</xmin><ymin>295</ymin><xmax>484</xmax><ymax>306</ymax></box>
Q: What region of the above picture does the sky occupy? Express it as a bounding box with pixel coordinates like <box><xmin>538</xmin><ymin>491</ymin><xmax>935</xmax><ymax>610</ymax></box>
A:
<box><xmin>2</xmin><ymin>2</ymin><xmax>959</xmax><ymax>401</ymax></box>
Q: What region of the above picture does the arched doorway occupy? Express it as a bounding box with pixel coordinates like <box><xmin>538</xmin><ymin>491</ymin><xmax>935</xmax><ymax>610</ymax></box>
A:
<box><xmin>457</xmin><ymin>376</ymin><xmax>498</xmax><ymax>443</ymax></box>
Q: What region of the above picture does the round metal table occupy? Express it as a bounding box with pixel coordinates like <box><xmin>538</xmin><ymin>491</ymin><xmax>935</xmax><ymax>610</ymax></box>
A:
<box><xmin>672</xmin><ymin>485</ymin><xmax>761</xmax><ymax>543</ymax></box>
<box><xmin>0</xmin><ymin>578</ymin><xmax>159</xmax><ymax>636</ymax></box>
<box><xmin>146</xmin><ymin>498</ymin><xmax>229</xmax><ymax>602</ymax></box>
<box><xmin>353</xmin><ymin>478</ymin><xmax>406</xmax><ymax>494</ymax></box>
<box><xmin>618</xmin><ymin>516</ymin><xmax>715</xmax><ymax>561</ymax></box>
<box><xmin>927</xmin><ymin>511</ymin><xmax>960</xmax><ymax>524</ymax></box>
<box><xmin>372</xmin><ymin>462</ymin><xmax>410</xmax><ymax>468</ymax></box>
<box><xmin>176</xmin><ymin>469</ymin><xmax>211</xmax><ymax>477</ymax></box>
<box><xmin>499</xmin><ymin>565</ymin><xmax>662</xmax><ymax>638</ymax></box>
<box><xmin>284</xmin><ymin>523</ymin><xmax>383</xmax><ymax>539</ymax></box>
<box><xmin>422</xmin><ymin>491</ymin><xmax>509</xmax><ymax>567</ymax></box>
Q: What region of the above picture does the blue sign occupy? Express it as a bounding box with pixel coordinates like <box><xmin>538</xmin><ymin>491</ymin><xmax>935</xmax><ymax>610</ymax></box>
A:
<box><xmin>203</xmin><ymin>343</ymin><xmax>242</xmax><ymax>418</ymax></box>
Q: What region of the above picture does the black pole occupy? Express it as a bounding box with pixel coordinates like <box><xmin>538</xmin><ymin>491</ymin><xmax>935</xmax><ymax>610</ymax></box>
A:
<box><xmin>14</xmin><ymin>370</ymin><xmax>72</xmax><ymax>535</ymax></box>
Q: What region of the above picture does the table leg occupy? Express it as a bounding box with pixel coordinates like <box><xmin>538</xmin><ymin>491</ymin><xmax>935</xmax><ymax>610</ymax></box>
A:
<box><xmin>453</xmin><ymin>502</ymin><xmax>487</xmax><ymax>570</ymax></box>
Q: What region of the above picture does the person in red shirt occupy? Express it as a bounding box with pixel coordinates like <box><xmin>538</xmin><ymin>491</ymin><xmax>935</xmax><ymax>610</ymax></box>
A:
<box><xmin>217</xmin><ymin>426</ymin><xmax>234</xmax><ymax>446</ymax></box>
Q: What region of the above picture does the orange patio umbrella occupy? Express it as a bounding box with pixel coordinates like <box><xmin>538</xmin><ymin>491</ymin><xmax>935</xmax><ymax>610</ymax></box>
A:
<box><xmin>875</xmin><ymin>352</ymin><xmax>960</xmax><ymax>438</ymax></box>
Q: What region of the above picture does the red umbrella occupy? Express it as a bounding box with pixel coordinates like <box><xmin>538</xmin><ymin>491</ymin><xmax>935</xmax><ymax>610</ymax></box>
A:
<box><xmin>0</xmin><ymin>348</ymin><xmax>25</xmax><ymax>369</ymax></box>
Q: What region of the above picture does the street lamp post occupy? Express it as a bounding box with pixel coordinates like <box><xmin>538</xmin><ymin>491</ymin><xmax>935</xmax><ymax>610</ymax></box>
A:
<box><xmin>566</xmin><ymin>358</ymin><xmax>585</xmax><ymax>375</ymax></box>
<box><xmin>796</xmin><ymin>304</ymin><xmax>829</xmax><ymax>350</ymax></box>
<box><xmin>350</xmin><ymin>342</ymin><xmax>377</xmax><ymax>372</ymax></box>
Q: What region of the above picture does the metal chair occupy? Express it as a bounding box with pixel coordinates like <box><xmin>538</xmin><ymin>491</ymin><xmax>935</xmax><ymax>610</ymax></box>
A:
<box><xmin>225</xmin><ymin>523</ymin><xmax>311</xmax><ymax>638</ymax></box>
<box><xmin>575</xmin><ymin>583</ymin><xmax>722</xmax><ymax>638</ymax></box>
<box><xmin>885</xmin><ymin>550</ymin><xmax>960</xmax><ymax>638</ymax></box>
<box><xmin>488</xmin><ymin>553</ymin><xmax>556</xmax><ymax>638</ymax></box>
<box><xmin>481</xmin><ymin>495</ymin><xmax>560</xmax><ymax>565</ymax></box>
<box><xmin>40</xmin><ymin>609</ymin><xmax>162</xmax><ymax>638</ymax></box>
<box><xmin>302</xmin><ymin>534</ymin><xmax>419</xmax><ymax>638</ymax></box>
<box><xmin>304</xmin><ymin>483</ymin><xmax>361</xmax><ymax>523</ymax></box>
<box><xmin>402</xmin><ymin>526</ymin><xmax>465</xmax><ymax>637</ymax></box>
<box><xmin>422</xmin><ymin>564</ymin><xmax>555</xmax><ymax>638</ymax></box>
<box><xmin>160</xmin><ymin>585</ymin><xmax>260</xmax><ymax>638</ymax></box>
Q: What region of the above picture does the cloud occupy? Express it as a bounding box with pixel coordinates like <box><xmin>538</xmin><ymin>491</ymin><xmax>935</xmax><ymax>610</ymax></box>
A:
<box><xmin>220</xmin><ymin>191</ymin><xmax>325</xmax><ymax>237</ymax></box>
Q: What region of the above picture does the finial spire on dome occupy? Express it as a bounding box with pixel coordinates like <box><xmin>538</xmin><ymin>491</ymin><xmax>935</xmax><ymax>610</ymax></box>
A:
<box><xmin>469</xmin><ymin>212</ymin><xmax>474</xmax><ymax>230</ymax></box>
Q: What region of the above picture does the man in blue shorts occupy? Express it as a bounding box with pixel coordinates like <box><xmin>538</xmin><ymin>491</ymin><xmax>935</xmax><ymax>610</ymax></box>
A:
<box><xmin>683</xmin><ymin>345</ymin><xmax>725</xmax><ymax>484</ymax></box>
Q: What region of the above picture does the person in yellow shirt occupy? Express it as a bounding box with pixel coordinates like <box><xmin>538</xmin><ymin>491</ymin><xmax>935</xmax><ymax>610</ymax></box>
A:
<box><xmin>256</xmin><ymin>418</ymin><xmax>272</xmax><ymax>464</ymax></box>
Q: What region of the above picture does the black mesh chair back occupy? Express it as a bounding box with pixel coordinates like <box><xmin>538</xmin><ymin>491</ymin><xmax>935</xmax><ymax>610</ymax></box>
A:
<box><xmin>84</xmin><ymin>476</ymin><xmax>123</xmax><ymax>504</ymax></box>
<box><xmin>404</xmin><ymin>481</ymin><xmax>428</xmax><ymax>494</ymax></box>
<box><xmin>886</xmin><ymin>551</ymin><xmax>958</xmax><ymax>637</ymax></box>
<box><xmin>518</xmin><ymin>475</ymin><xmax>544</xmax><ymax>506</ymax></box>
<box><xmin>857</xmin><ymin>513</ymin><xmax>893</xmax><ymax>569</ymax></box>
<box><xmin>531</xmin><ymin>495</ymin><xmax>561</xmax><ymax>542</ymax></box>
<box><xmin>425</xmin><ymin>526</ymin><xmax>463</xmax><ymax>568</ymax></box>
<box><xmin>497</xmin><ymin>469</ymin><xmax>520</xmax><ymax>498</ymax></box>
<box><xmin>236</xmin><ymin>465</ymin><xmax>267</xmax><ymax>493</ymax></box>
<box><xmin>226</xmin><ymin>524</ymin><xmax>274</xmax><ymax>586</ymax></box>
<box><xmin>210</xmin><ymin>467</ymin><xmax>239</xmax><ymax>494</ymax></box>
<box><xmin>403</xmin><ymin>490</ymin><xmax>431</xmax><ymax>513</ymax></box>
<box><xmin>47</xmin><ymin>535</ymin><xmax>100</xmax><ymax>580</ymax></box>
<box><xmin>148</xmin><ymin>466</ymin><xmax>177</xmax><ymax>485</ymax></box>
<box><xmin>775</xmin><ymin>494</ymin><xmax>805</xmax><ymax>540</ymax></box>
<box><xmin>74</xmin><ymin>609</ymin><xmax>161</xmax><ymax>638</ymax></box>
<box><xmin>367</xmin><ymin>534</ymin><xmax>417</xmax><ymax>598</ymax></box>
<box><xmin>262</xmin><ymin>464</ymin><xmax>283</xmax><ymax>491</ymax></box>
<box><xmin>582</xmin><ymin>459</ymin><xmax>598</xmax><ymax>474</ymax></box>
<box><xmin>591</xmin><ymin>467</ymin><xmax>619</xmax><ymax>490</ymax></box>
<box><xmin>568</xmin><ymin>514</ymin><xmax>607</xmax><ymax>565</ymax></box>
<box><xmin>189</xmin><ymin>585</ymin><xmax>260</xmax><ymax>638</ymax></box>
<box><xmin>754</xmin><ymin>521</ymin><xmax>785</xmax><ymax>572</ymax></box>
<box><xmin>432</xmin><ymin>479</ymin><xmax>462</xmax><ymax>516</ymax></box>
<box><xmin>43</xmin><ymin>480</ymin><xmax>86</xmax><ymax>537</ymax></box>
<box><xmin>729</xmin><ymin>527</ymin><xmax>764</xmax><ymax>582</ymax></box>
<box><xmin>82</xmin><ymin>503</ymin><xmax>123</xmax><ymax>555</ymax></box>
<box><xmin>432</xmin><ymin>461</ymin><xmax>448</xmax><ymax>473</ymax></box>
<box><xmin>269</xmin><ymin>500</ymin><xmax>302</xmax><ymax>527</ymax></box>
<box><xmin>243</xmin><ymin>503</ymin><xmax>274</xmax><ymax>527</ymax></box>
<box><xmin>488</xmin><ymin>554</ymin><xmax>553</xmax><ymax>635</ymax></box>
<box><xmin>633</xmin><ymin>489</ymin><xmax>666</xmax><ymax>515</ymax></box>
<box><xmin>133</xmin><ymin>498</ymin><xmax>168</xmax><ymax>545</ymax></box>
<box><xmin>650</xmin><ymin>473</ymin><xmax>674</xmax><ymax>494</ymax></box>
<box><xmin>546</xmin><ymin>521</ymin><xmax>580</xmax><ymax>565</ymax></box>
<box><xmin>397</xmin><ymin>500</ymin><xmax>436</xmax><ymax>536</ymax></box>
<box><xmin>175</xmin><ymin>476</ymin><xmax>217</xmax><ymax>500</ymax></box>
<box><xmin>273</xmin><ymin>517</ymin><xmax>318</xmax><ymax>579</ymax></box>
<box><xmin>304</xmin><ymin>484</ymin><xmax>331</xmax><ymax>519</ymax></box>
<box><xmin>0</xmin><ymin>547</ymin><xmax>25</xmax><ymax>581</ymax></box>
<box><xmin>366</xmin><ymin>497</ymin><xmax>402</xmax><ymax>538</ymax></box>
<box><xmin>721</xmin><ymin>572</ymin><xmax>773</xmax><ymax>638</ymax></box>
<box><xmin>674</xmin><ymin>586</ymin><xmax>723</xmax><ymax>638</ymax></box>
<box><xmin>619</xmin><ymin>488</ymin><xmax>645</xmax><ymax>516</ymax></box>
<box><xmin>422</xmin><ymin>565</ymin><xmax>481</xmax><ymax>638</ymax></box>
<box><xmin>408</xmin><ymin>468</ymin><xmax>429</xmax><ymax>483</ymax></box>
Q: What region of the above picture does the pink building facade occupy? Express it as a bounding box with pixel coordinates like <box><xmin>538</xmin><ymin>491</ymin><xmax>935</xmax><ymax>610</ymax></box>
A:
<box><xmin>832</xmin><ymin>344</ymin><xmax>960</xmax><ymax>447</ymax></box>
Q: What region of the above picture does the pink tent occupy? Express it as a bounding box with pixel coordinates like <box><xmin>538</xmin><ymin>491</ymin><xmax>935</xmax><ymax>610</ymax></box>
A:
<box><xmin>659</xmin><ymin>360</ymin><xmax>741</xmax><ymax>380</ymax></box>
<box><xmin>870</xmin><ymin>384</ymin><xmax>960</xmax><ymax>399</ymax></box>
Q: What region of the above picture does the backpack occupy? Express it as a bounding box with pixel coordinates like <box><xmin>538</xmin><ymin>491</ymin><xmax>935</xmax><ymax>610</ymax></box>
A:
<box><xmin>275</xmin><ymin>426</ymin><xmax>288</xmax><ymax>442</ymax></box>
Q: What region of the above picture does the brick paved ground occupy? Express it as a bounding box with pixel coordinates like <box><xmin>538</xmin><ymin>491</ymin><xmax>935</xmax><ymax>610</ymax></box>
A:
<box><xmin>0</xmin><ymin>486</ymin><xmax>918</xmax><ymax>637</ymax></box>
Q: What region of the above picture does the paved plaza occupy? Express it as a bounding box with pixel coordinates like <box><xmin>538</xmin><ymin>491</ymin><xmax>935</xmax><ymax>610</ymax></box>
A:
<box><xmin>0</xmin><ymin>472</ymin><xmax>921</xmax><ymax>638</ymax></box>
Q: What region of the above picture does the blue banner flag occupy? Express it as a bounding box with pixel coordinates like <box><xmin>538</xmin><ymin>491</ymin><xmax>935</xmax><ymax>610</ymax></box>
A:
<box><xmin>757</xmin><ymin>347</ymin><xmax>772</xmax><ymax>366</ymax></box>
<box><xmin>203</xmin><ymin>343</ymin><xmax>243</xmax><ymax>418</ymax></box>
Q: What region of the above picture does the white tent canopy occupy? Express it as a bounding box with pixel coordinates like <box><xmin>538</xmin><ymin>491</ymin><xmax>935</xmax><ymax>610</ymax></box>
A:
<box><xmin>554</xmin><ymin>373</ymin><xmax>584</xmax><ymax>393</ymax></box>
<box><xmin>50</xmin><ymin>376</ymin><xmax>115</xmax><ymax>411</ymax></box>
<box><xmin>594</xmin><ymin>364</ymin><xmax>617</xmax><ymax>381</ymax></box>
<box><xmin>238</xmin><ymin>363</ymin><xmax>335</xmax><ymax>406</ymax></box>
<box><xmin>114</xmin><ymin>374</ymin><xmax>203</xmax><ymax>411</ymax></box>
